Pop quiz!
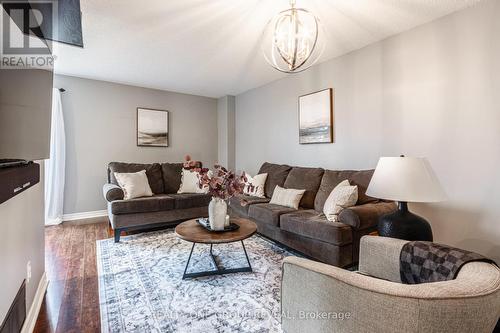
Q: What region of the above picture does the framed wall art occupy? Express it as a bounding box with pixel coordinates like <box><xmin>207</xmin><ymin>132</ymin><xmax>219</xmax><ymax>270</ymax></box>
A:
<box><xmin>298</xmin><ymin>88</ymin><xmax>334</xmax><ymax>144</ymax></box>
<box><xmin>137</xmin><ymin>108</ymin><xmax>169</xmax><ymax>147</ymax></box>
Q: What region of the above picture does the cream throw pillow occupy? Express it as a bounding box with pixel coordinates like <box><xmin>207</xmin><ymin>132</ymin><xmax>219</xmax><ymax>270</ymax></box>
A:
<box><xmin>243</xmin><ymin>173</ymin><xmax>268</xmax><ymax>198</ymax></box>
<box><xmin>269</xmin><ymin>185</ymin><xmax>305</xmax><ymax>210</ymax></box>
<box><xmin>323</xmin><ymin>180</ymin><xmax>358</xmax><ymax>222</ymax></box>
<box><xmin>114</xmin><ymin>170</ymin><xmax>153</xmax><ymax>200</ymax></box>
<box><xmin>178</xmin><ymin>169</ymin><xmax>208</xmax><ymax>194</ymax></box>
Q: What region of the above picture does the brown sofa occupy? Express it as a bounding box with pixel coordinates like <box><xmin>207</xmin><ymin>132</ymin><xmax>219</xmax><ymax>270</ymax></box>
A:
<box><xmin>230</xmin><ymin>162</ymin><xmax>397</xmax><ymax>268</ymax></box>
<box><xmin>103</xmin><ymin>162</ymin><xmax>210</xmax><ymax>242</ymax></box>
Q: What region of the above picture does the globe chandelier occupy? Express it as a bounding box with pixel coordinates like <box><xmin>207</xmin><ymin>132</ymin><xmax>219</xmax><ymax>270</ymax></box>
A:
<box><xmin>262</xmin><ymin>0</ymin><xmax>325</xmax><ymax>73</ymax></box>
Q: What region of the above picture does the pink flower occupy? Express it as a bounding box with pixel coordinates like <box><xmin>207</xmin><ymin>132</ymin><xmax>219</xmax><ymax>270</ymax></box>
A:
<box><xmin>189</xmin><ymin>160</ymin><xmax>247</xmax><ymax>200</ymax></box>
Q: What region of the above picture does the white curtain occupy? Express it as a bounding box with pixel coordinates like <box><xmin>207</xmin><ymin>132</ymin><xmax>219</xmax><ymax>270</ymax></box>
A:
<box><xmin>44</xmin><ymin>88</ymin><xmax>66</xmax><ymax>225</ymax></box>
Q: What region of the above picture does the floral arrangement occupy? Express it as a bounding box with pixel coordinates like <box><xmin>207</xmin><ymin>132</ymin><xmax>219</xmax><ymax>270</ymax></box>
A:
<box><xmin>183</xmin><ymin>155</ymin><xmax>249</xmax><ymax>200</ymax></box>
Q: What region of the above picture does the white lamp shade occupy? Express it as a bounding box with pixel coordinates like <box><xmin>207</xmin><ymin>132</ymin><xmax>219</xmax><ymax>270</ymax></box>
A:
<box><xmin>366</xmin><ymin>157</ymin><xmax>447</xmax><ymax>203</ymax></box>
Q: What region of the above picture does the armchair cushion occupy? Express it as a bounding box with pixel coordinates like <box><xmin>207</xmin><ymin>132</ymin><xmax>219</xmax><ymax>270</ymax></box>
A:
<box><xmin>102</xmin><ymin>183</ymin><xmax>124</xmax><ymax>202</ymax></box>
<box><xmin>358</xmin><ymin>235</ymin><xmax>409</xmax><ymax>283</ymax></box>
<box><xmin>338</xmin><ymin>202</ymin><xmax>397</xmax><ymax>229</ymax></box>
<box><xmin>280</xmin><ymin>210</ymin><xmax>352</xmax><ymax>246</ymax></box>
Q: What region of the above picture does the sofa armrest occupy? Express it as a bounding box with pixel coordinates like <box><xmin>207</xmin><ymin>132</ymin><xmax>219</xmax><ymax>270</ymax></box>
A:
<box><xmin>282</xmin><ymin>256</ymin><xmax>500</xmax><ymax>333</ymax></box>
<box><xmin>338</xmin><ymin>201</ymin><xmax>396</xmax><ymax>230</ymax></box>
<box><xmin>103</xmin><ymin>183</ymin><xmax>124</xmax><ymax>202</ymax></box>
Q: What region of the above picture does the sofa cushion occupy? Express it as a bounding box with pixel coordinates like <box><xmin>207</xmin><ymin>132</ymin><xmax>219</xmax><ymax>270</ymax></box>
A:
<box><xmin>110</xmin><ymin>194</ymin><xmax>174</xmax><ymax>215</ymax></box>
<box><xmin>314</xmin><ymin>170</ymin><xmax>378</xmax><ymax>211</ymax></box>
<box><xmin>348</xmin><ymin>170</ymin><xmax>378</xmax><ymax>204</ymax></box>
<box><xmin>229</xmin><ymin>195</ymin><xmax>271</xmax><ymax>216</ymax></box>
<box><xmin>280</xmin><ymin>210</ymin><xmax>353</xmax><ymax>246</ymax></box>
<box><xmin>283</xmin><ymin>167</ymin><xmax>324</xmax><ymax>209</ymax></box>
<box><xmin>168</xmin><ymin>193</ymin><xmax>211</xmax><ymax>209</ymax></box>
<box><xmin>269</xmin><ymin>186</ymin><xmax>305</xmax><ymax>209</ymax></box>
<box><xmin>108</xmin><ymin>162</ymin><xmax>164</xmax><ymax>194</ymax></box>
<box><xmin>114</xmin><ymin>170</ymin><xmax>153</xmax><ymax>200</ymax></box>
<box><xmin>161</xmin><ymin>163</ymin><xmax>183</xmax><ymax>194</ymax></box>
<box><xmin>258</xmin><ymin>162</ymin><xmax>292</xmax><ymax>198</ymax></box>
<box><xmin>248</xmin><ymin>203</ymin><xmax>296</xmax><ymax>227</ymax></box>
<box><xmin>161</xmin><ymin>161</ymin><xmax>203</xmax><ymax>194</ymax></box>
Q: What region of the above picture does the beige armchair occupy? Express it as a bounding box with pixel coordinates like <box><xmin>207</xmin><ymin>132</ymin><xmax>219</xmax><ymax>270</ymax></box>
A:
<box><xmin>281</xmin><ymin>236</ymin><xmax>500</xmax><ymax>333</ymax></box>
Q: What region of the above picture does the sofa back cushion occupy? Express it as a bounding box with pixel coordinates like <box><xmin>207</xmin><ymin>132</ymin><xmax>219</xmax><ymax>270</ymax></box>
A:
<box><xmin>314</xmin><ymin>169</ymin><xmax>378</xmax><ymax>212</ymax></box>
<box><xmin>161</xmin><ymin>163</ymin><xmax>183</xmax><ymax>194</ymax></box>
<box><xmin>108</xmin><ymin>162</ymin><xmax>164</xmax><ymax>194</ymax></box>
<box><xmin>348</xmin><ymin>170</ymin><xmax>378</xmax><ymax>205</ymax></box>
<box><xmin>283</xmin><ymin>167</ymin><xmax>324</xmax><ymax>209</ymax></box>
<box><xmin>161</xmin><ymin>161</ymin><xmax>203</xmax><ymax>194</ymax></box>
<box><xmin>258</xmin><ymin>162</ymin><xmax>292</xmax><ymax>198</ymax></box>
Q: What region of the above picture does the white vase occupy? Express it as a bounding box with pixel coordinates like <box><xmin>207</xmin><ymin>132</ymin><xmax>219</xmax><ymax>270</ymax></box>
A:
<box><xmin>208</xmin><ymin>197</ymin><xmax>227</xmax><ymax>231</ymax></box>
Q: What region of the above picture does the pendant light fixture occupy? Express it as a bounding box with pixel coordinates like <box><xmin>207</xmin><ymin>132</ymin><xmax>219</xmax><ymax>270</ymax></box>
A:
<box><xmin>261</xmin><ymin>0</ymin><xmax>324</xmax><ymax>73</ymax></box>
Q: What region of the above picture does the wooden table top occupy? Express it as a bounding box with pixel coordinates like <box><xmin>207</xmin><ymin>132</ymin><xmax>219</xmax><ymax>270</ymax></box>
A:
<box><xmin>175</xmin><ymin>218</ymin><xmax>257</xmax><ymax>244</ymax></box>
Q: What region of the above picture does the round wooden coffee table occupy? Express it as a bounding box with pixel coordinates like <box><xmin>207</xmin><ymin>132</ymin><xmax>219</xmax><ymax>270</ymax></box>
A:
<box><xmin>175</xmin><ymin>218</ymin><xmax>257</xmax><ymax>279</ymax></box>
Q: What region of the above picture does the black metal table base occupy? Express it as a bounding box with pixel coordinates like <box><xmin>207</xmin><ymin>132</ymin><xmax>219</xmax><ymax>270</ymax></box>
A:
<box><xmin>182</xmin><ymin>241</ymin><xmax>253</xmax><ymax>279</ymax></box>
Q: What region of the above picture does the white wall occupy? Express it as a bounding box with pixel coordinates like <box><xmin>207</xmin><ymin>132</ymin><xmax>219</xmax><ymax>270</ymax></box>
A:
<box><xmin>0</xmin><ymin>164</ymin><xmax>45</xmax><ymax>322</ymax></box>
<box><xmin>54</xmin><ymin>75</ymin><xmax>218</xmax><ymax>215</ymax></box>
<box><xmin>235</xmin><ymin>0</ymin><xmax>500</xmax><ymax>263</ymax></box>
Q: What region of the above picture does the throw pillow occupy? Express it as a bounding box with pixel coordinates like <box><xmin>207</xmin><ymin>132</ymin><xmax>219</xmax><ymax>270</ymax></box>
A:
<box><xmin>243</xmin><ymin>173</ymin><xmax>268</xmax><ymax>198</ymax></box>
<box><xmin>114</xmin><ymin>170</ymin><xmax>153</xmax><ymax>200</ymax></box>
<box><xmin>178</xmin><ymin>168</ymin><xmax>208</xmax><ymax>194</ymax></box>
<box><xmin>269</xmin><ymin>185</ymin><xmax>305</xmax><ymax>210</ymax></box>
<box><xmin>323</xmin><ymin>180</ymin><xmax>358</xmax><ymax>222</ymax></box>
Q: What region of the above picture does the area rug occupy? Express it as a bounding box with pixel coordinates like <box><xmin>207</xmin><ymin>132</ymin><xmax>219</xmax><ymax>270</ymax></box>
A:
<box><xmin>96</xmin><ymin>230</ymin><xmax>293</xmax><ymax>333</ymax></box>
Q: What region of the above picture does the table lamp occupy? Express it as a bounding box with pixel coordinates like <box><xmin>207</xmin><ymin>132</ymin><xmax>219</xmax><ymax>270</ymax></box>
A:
<box><xmin>366</xmin><ymin>156</ymin><xmax>446</xmax><ymax>241</ymax></box>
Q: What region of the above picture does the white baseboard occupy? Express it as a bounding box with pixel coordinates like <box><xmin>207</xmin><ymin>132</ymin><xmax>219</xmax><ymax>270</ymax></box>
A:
<box><xmin>62</xmin><ymin>210</ymin><xmax>108</xmax><ymax>222</ymax></box>
<box><xmin>22</xmin><ymin>272</ymin><xmax>48</xmax><ymax>333</ymax></box>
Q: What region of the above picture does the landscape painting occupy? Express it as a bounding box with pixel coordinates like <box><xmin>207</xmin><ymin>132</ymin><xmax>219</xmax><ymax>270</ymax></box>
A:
<box><xmin>299</xmin><ymin>88</ymin><xmax>334</xmax><ymax>144</ymax></box>
<box><xmin>137</xmin><ymin>108</ymin><xmax>169</xmax><ymax>147</ymax></box>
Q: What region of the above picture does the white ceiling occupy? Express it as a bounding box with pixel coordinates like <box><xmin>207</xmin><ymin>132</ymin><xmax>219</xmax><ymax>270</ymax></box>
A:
<box><xmin>53</xmin><ymin>0</ymin><xmax>481</xmax><ymax>98</ymax></box>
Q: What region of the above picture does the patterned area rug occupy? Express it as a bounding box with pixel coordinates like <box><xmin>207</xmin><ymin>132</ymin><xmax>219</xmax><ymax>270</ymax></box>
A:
<box><xmin>96</xmin><ymin>230</ymin><xmax>292</xmax><ymax>333</ymax></box>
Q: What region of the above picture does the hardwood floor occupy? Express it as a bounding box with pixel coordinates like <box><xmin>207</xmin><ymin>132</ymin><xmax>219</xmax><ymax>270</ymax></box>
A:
<box><xmin>34</xmin><ymin>220</ymin><xmax>110</xmax><ymax>333</ymax></box>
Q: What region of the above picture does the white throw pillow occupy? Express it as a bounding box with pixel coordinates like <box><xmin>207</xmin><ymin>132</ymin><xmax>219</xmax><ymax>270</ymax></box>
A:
<box><xmin>243</xmin><ymin>173</ymin><xmax>268</xmax><ymax>198</ymax></box>
<box><xmin>323</xmin><ymin>180</ymin><xmax>358</xmax><ymax>222</ymax></box>
<box><xmin>114</xmin><ymin>170</ymin><xmax>153</xmax><ymax>200</ymax></box>
<box><xmin>269</xmin><ymin>185</ymin><xmax>305</xmax><ymax>210</ymax></box>
<box><xmin>178</xmin><ymin>169</ymin><xmax>208</xmax><ymax>194</ymax></box>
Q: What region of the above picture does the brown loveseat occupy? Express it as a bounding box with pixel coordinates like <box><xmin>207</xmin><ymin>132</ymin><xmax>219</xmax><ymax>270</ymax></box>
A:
<box><xmin>230</xmin><ymin>162</ymin><xmax>397</xmax><ymax>268</ymax></box>
<box><xmin>103</xmin><ymin>162</ymin><xmax>210</xmax><ymax>242</ymax></box>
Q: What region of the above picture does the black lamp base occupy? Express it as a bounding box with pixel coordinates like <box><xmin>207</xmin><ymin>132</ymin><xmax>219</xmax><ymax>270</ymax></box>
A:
<box><xmin>378</xmin><ymin>202</ymin><xmax>433</xmax><ymax>241</ymax></box>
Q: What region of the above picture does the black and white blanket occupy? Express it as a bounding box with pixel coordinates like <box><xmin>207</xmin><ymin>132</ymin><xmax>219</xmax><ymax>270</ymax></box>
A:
<box><xmin>400</xmin><ymin>241</ymin><xmax>497</xmax><ymax>284</ymax></box>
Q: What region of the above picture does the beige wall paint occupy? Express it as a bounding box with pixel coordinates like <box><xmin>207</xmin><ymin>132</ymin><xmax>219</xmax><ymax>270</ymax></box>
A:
<box><xmin>235</xmin><ymin>0</ymin><xmax>500</xmax><ymax>263</ymax></box>
<box><xmin>0</xmin><ymin>163</ymin><xmax>45</xmax><ymax>322</ymax></box>
<box><xmin>54</xmin><ymin>75</ymin><xmax>218</xmax><ymax>215</ymax></box>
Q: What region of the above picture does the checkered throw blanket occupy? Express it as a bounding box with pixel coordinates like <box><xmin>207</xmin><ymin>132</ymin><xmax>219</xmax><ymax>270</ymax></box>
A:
<box><xmin>400</xmin><ymin>241</ymin><xmax>497</xmax><ymax>284</ymax></box>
